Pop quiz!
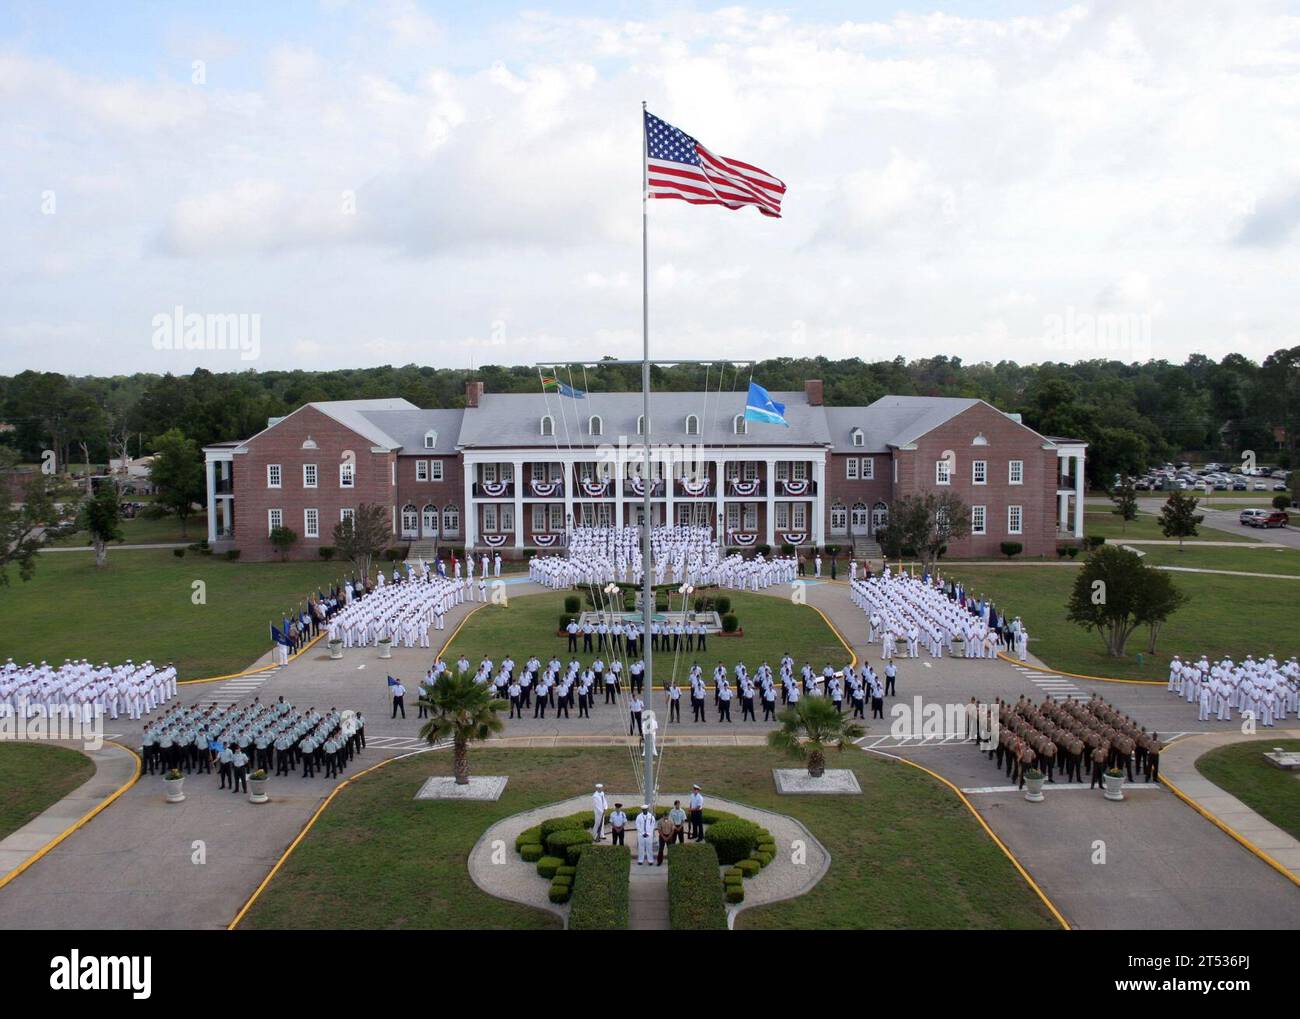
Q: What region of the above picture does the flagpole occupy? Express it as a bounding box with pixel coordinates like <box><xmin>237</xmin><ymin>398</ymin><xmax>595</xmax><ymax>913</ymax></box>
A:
<box><xmin>640</xmin><ymin>101</ymin><xmax>656</xmax><ymax>810</ymax></box>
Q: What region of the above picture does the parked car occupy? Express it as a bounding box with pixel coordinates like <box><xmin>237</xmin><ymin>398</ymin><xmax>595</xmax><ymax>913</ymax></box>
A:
<box><xmin>1232</xmin><ymin>480</ymin><xmax>1248</xmax><ymax>491</ymax></box>
<box><xmin>1252</xmin><ymin>481</ymin><xmax>1268</xmax><ymax>491</ymax></box>
<box><xmin>1260</xmin><ymin>511</ymin><xmax>1290</xmax><ymax>528</ymax></box>
<box><xmin>1240</xmin><ymin>509</ymin><xmax>1268</xmax><ymax>526</ymax></box>
<box><xmin>1274</xmin><ymin>482</ymin><xmax>1289</xmax><ymax>492</ymax></box>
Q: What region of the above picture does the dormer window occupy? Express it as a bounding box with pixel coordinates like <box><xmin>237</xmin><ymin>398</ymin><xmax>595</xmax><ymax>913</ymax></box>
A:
<box><xmin>637</xmin><ymin>415</ymin><xmax>648</xmax><ymax>436</ymax></box>
<box><xmin>540</xmin><ymin>415</ymin><xmax>555</xmax><ymax>437</ymax></box>
<box><xmin>588</xmin><ymin>415</ymin><xmax>603</xmax><ymax>436</ymax></box>
<box><xmin>733</xmin><ymin>414</ymin><xmax>747</xmax><ymax>435</ymax></box>
<box><xmin>972</xmin><ymin>433</ymin><xmax>989</xmax><ymax>446</ymax></box>
<box><xmin>851</xmin><ymin>428</ymin><xmax>864</xmax><ymax>447</ymax></box>
<box><xmin>424</xmin><ymin>429</ymin><xmax>437</xmax><ymax>450</ymax></box>
<box><xmin>685</xmin><ymin>414</ymin><xmax>700</xmax><ymax>436</ymax></box>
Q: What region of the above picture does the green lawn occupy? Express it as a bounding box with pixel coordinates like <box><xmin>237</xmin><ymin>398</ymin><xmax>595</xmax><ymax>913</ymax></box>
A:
<box><xmin>1195</xmin><ymin>740</ymin><xmax>1300</xmax><ymax>842</ymax></box>
<box><xmin>1084</xmin><ymin>511</ymin><xmax>1252</xmax><ymax>543</ymax></box>
<box><xmin>0</xmin><ymin>550</ymin><xmax>363</xmax><ymax>679</ymax></box>
<box><xmin>0</xmin><ymin>743</ymin><xmax>95</xmax><ymax>841</ymax></box>
<box><xmin>238</xmin><ymin>747</ymin><xmax>1058</xmax><ymax>930</ymax></box>
<box><xmin>50</xmin><ymin>510</ymin><xmax>207</xmax><ymax>547</ymax></box>
<box><xmin>443</xmin><ymin>590</ymin><xmax>850</xmax><ymax>682</ymax></box>
<box><xmin>1134</xmin><ymin>545</ymin><xmax>1300</xmax><ymax>577</ymax></box>
<box><xmin>940</xmin><ymin>565</ymin><xmax>1295</xmax><ymax>681</ymax></box>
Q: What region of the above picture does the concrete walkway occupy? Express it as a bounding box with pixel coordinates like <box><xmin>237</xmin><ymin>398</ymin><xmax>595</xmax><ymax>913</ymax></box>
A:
<box><xmin>1159</xmin><ymin>730</ymin><xmax>1300</xmax><ymax>881</ymax></box>
<box><xmin>0</xmin><ymin>740</ymin><xmax>139</xmax><ymax>887</ymax></box>
<box><xmin>628</xmin><ymin>861</ymin><xmax>669</xmax><ymax>929</ymax></box>
<box><xmin>39</xmin><ymin>543</ymin><xmax>188</xmax><ymax>552</ymax></box>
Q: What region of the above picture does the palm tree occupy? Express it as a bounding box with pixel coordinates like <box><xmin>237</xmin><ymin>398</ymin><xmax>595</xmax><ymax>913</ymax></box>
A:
<box><xmin>768</xmin><ymin>696</ymin><xmax>865</xmax><ymax>777</ymax></box>
<box><xmin>417</xmin><ymin>672</ymin><xmax>508</xmax><ymax>785</ymax></box>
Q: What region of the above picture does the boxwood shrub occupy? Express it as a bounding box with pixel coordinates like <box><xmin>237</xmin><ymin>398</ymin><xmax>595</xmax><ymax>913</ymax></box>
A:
<box><xmin>752</xmin><ymin>850</ymin><xmax>773</xmax><ymax>868</ymax></box>
<box><xmin>725</xmin><ymin>884</ymin><xmax>745</xmax><ymax>903</ymax></box>
<box><xmin>667</xmin><ymin>843</ymin><xmax>726</xmax><ymax>930</ymax></box>
<box><xmin>537</xmin><ymin>855</ymin><xmax>564</xmax><ymax>879</ymax></box>
<box><xmin>545</xmin><ymin>829</ymin><xmax>591</xmax><ymax>856</ymax></box>
<box><xmin>721</xmin><ymin>613</ymin><xmax>739</xmax><ymax>633</ymax></box>
<box><xmin>516</xmin><ymin>827</ymin><xmax>542</xmax><ymax>852</ymax></box>
<box><xmin>706</xmin><ymin>819</ymin><xmax>760</xmax><ymax>865</ymax></box>
<box><xmin>556</xmin><ymin>865</ymin><xmax>577</xmax><ymax>879</ymax></box>
<box><xmin>520</xmin><ymin>843</ymin><xmax>544</xmax><ymax>863</ymax></box>
<box><xmin>548</xmin><ymin>880</ymin><xmax>572</xmax><ymax>904</ymax></box>
<box><xmin>568</xmin><ymin>845</ymin><xmax>630</xmax><ymax>930</ymax></box>
<box><xmin>737</xmin><ymin>858</ymin><xmax>761</xmax><ymax>878</ymax></box>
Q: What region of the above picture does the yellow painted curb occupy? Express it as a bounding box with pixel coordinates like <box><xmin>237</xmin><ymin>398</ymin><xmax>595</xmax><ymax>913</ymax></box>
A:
<box><xmin>809</xmin><ymin>602</ymin><xmax>857</xmax><ymax>669</ymax></box>
<box><xmin>1158</xmin><ymin>773</ymin><xmax>1300</xmax><ymax>890</ymax></box>
<box><xmin>228</xmin><ymin>747</ymin><xmax>430</xmax><ymax>929</ymax></box>
<box><xmin>0</xmin><ymin>740</ymin><xmax>142</xmax><ymax>892</ymax></box>
<box><xmin>870</xmin><ymin>750</ymin><xmax>1071</xmax><ymax>930</ymax></box>
<box><xmin>996</xmin><ymin>652</ymin><xmax>1163</xmax><ymax>686</ymax></box>
<box><xmin>179</xmin><ymin>632</ymin><xmax>326</xmax><ymax>686</ymax></box>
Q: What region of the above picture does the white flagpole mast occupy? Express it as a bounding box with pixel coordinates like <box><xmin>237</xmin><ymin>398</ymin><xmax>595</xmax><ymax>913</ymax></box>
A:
<box><xmin>640</xmin><ymin>101</ymin><xmax>656</xmax><ymax>810</ymax></box>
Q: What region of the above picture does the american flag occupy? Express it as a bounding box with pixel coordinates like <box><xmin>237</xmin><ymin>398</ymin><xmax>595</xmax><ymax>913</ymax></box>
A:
<box><xmin>644</xmin><ymin>111</ymin><xmax>785</xmax><ymax>218</ymax></box>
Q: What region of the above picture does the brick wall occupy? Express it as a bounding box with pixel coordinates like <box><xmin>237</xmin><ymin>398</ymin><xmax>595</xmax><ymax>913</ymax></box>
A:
<box><xmin>232</xmin><ymin>406</ymin><xmax>396</xmax><ymax>561</ymax></box>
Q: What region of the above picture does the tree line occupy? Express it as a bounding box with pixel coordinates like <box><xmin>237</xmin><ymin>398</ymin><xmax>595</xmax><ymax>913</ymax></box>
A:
<box><xmin>2</xmin><ymin>349</ymin><xmax>1297</xmax><ymax>487</ymax></box>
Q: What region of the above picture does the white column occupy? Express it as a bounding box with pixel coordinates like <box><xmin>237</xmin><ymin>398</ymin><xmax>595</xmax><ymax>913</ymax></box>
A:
<box><xmin>665</xmin><ymin>452</ymin><xmax>676</xmax><ymax>530</ymax></box>
<box><xmin>1058</xmin><ymin>490</ymin><xmax>1069</xmax><ymax>533</ymax></box>
<box><xmin>765</xmin><ymin>457</ymin><xmax>776</xmax><ymax>546</ymax></box>
<box><xmin>464</xmin><ymin>462</ymin><xmax>477</xmax><ymax>549</ymax></box>
<box><xmin>1073</xmin><ymin>451</ymin><xmax>1085</xmax><ymax>538</ymax></box>
<box><xmin>614</xmin><ymin>455</ymin><xmax>624</xmax><ymax>530</ymax></box>
<box><xmin>563</xmin><ymin>457</ymin><xmax>574</xmax><ymax>537</ymax></box>
<box><xmin>512</xmin><ymin>459</ymin><xmax>525</xmax><ymax>549</ymax></box>
<box><xmin>812</xmin><ymin>458</ymin><xmax>825</xmax><ymax>547</ymax></box>
<box><xmin>205</xmin><ymin>458</ymin><xmax>218</xmax><ymax>544</ymax></box>
<box><xmin>714</xmin><ymin>458</ymin><xmax>725</xmax><ymax>544</ymax></box>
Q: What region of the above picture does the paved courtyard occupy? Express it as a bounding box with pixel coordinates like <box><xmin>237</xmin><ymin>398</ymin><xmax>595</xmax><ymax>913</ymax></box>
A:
<box><xmin>0</xmin><ymin>577</ymin><xmax>1295</xmax><ymax>930</ymax></box>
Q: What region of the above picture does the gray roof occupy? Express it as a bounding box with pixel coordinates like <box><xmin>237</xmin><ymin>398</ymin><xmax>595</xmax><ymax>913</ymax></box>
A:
<box><xmin>304</xmin><ymin>399</ymin><xmax>418</xmax><ymax>449</ymax></box>
<box><xmin>358</xmin><ymin>409</ymin><xmax>464</xmax><ymax>455</ymax></box>
<box><xmin>825</xmin><ymin>396</ymin><xmax>1047</xmax><ymax>451</ymax></box>
<box><xmin>456</xmin><ymin>391</ymin><xmax>832</xmax><ymax>448</ymax></box>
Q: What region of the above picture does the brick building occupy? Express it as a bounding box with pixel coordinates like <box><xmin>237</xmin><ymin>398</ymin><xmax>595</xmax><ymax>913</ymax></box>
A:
<box><xmin>203</xmin><ymin>380</ymin><xmax>1085</xmax><ymax>561</ymax></box>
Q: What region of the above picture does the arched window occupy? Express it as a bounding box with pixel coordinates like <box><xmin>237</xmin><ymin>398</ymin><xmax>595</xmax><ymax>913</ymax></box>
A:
<box><xmin>401</xmin><ymin>504</ymin><xmax>419</xmax><ymax>537</ymax></box>
<box><xmin>441</xmin><ymin>504</ymin><xmax>460</xmax><ymax>536</ymax></box>
<box><xmin>685</xmin><ymin>414</ymin><xmax>700</xmax><ymax>436</ymax></box>
<box><xmin>424</xmin><ymin>429</ymin><xmax>437</xmax><ymax>449</ymax></box>
<box><xmin>733</xmin><ymin>414</ymin><xmax>747</xmax><ymax>435</ymax></box>
<box><xmin>637</xmin><ymin>414</ymin><xmax>648</xmax><ymax>435</ymax></box>
<box><xmin>588</xmin><ymin>415</ymin><xmax>603</xmax><ymax>436</ymax></box>
<box><xmin>540</xmin><ymin>414</ymin><xmax>554</xmax><ymax>437</ymax></box>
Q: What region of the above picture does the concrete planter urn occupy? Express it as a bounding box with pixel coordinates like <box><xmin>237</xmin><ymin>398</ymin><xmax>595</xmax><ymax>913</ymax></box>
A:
<box><xmin>328</xmin><ymin>639</ymin><xmax>344</xmax><ymax>660</ymax></box>
<box><xmin>163</xmin><ymin>772</ymin><xmax>186</xmax><ymax>803</ymax></box>
<box><xmin>1023</xmin><ymin>771</ymin><xmax>1045</xmax><ymax>803</ymax></box>
<box><xmin>248</xmin><ymin>775</ymin><xmax>269</xmax><ymax>804</ymax></box>
<box><xmin>378</xmin><ymin>638</ymin><xmax>393</xmax><ymax>660</ymax></box>
<box><xmin>1103</xmin><ymin>770</ymin><xmax>1125</xmax><ymax>801</ymax></box>
<box><xmin>950</xmin><ymin>636</ymin><xmax>966</xmax><ymax>656</ymax></box>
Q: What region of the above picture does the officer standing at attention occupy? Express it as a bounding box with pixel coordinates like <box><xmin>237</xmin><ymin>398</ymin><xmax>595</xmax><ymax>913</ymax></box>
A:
<box><xmin>688</xmin><ymin>785</ymin><xmax>704</xmax><ymax>842</ymax></box>
<box><xmin>884</xmin><ymin>661</ymin><xmax>897</xmax><ymax>697</ymax></box>
<box><xmin>230</xmin><ymin>744</ymin><xmax>249</xmax><ymax>795</ymax></box>
<box><xmin>391</xmin><ymin>680</ymin><xmax>407</xmax><ymax>719</ymax></box>
<box><xmin>566</xmin><ymin>619</ymin><xmax>579</xmax><ymax>652</ymax></box>
<box><xmin>300</xmin><ymin>734</ymin><xmax>318</xmax><ymax>778</ymax></box>
<box><xmin>217</xmin><ymin>740</ymin><xmax>233</xmax><ymax>790</ymax></box>
<box><xmin>609</xmin><ymin>803</ymin><xmax>628</xmax><ymax>846</ymax></box>
<box><xmin>635</xmin><ymin>805</ymin><xmax>657</xmax><ymax>866</ymax></box>
<box><xmin>628</xmin><ymin>694</ymin><xmax>645</xmax><ymax>736</ymax></box>
<box><xmin>592</xmin><ymin>783</ymin><xmax>608</xmax><ymax>842</ymax></box>
<box><xmin>667</xmin><ymin>681</ymin><xmax>681</xmax><ymax>723</ymax></box>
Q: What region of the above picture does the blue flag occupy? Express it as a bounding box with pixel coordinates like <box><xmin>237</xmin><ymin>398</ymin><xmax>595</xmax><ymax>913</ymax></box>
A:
<box><xmin>541</xmin><ymin>376</ymin><xmax>585</xmax><ymax>399</ymax></box>
<box><xmin>270</xmin><ymin>625</ymin><xmax>292</xmax><ymax>648</ymax></box>
<box><xmin>387</xmin><ymin>675</ymin><xmax>400</xmax><ymax>687</ymax></box>
<box><xmin>744</xmin><ymin>381</ymin><xmax>789</xmax><ymax>427</ymax></box>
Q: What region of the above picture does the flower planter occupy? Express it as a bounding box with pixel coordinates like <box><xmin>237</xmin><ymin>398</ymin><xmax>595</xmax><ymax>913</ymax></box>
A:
<box><xmin>950</xmin><ymin>637</ymin><xmax>966</xmax><ymax>656</ymax></box>
<box><xmin>248</xmin><ymin>778</ymin><xmax>269</xmax><ymax>804</ymax></box>
<box><xmin>1023</xmin><ymin>775</ymin><xmax>1045</xmax><ymax>803</ymax></box>
<box><xmin>1103</xmin><ymin>772</ymin><xmax>1125</xmax><ymax>801</ymax></box>
<box><xmin>164</xmin><ymin>777</ymin><xmax>186</xmax><ymax>803</ymax></box>
<box><xmin>378</xmin><ymin>639</ymin><xmax>393</xmax><ymax>660</ymax></box>
<box><xmin>328</xmin><ymin>640</ymin><xmax>344</xmax><ymax>660</ymax></box>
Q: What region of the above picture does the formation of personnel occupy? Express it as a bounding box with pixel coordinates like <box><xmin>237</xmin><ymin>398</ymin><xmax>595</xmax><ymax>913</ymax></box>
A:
<box><xmin>326</xmin><ymin>575</ymin><xmax>464</xmax><ymax>649</ymax></box>
<box><xmin>0</xmin><ymin>658</ymin><xmax>176</xmax><ymax>722</ymax></box>
<box><xmin>985</xmin><ymin>694</ymin><xmax>1162</xmax><ymax>790</ymax></box>
<box><xmin>851</xmin><ymin>572</ymin><xmax>1026</xmax><ymax>661</ymax></box>
<box><xmin>140</xmin><ymin>695</ymin><xmax>366</xmax><ymax>784</ymax></box>
<box><xmin>1167</xmin><ymin>654</ymin><xmax>1299</xmax><ymax>726</ymax></box>
<box><xmin>529</xmin><ymin>526</ymin><xmax>798</xmax><ymax>593</ymax></box>
<box><xmin>422</xmin><ymin>650</ymin><xmax>894</xmax><ymax>726</ymax></box>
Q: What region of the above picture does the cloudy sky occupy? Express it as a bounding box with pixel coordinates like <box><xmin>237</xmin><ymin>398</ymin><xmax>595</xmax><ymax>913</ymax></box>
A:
<box><xmin>2</xmin><ymin>0</ymin><xmax>1298</xmax><ymax>376</ymax></box>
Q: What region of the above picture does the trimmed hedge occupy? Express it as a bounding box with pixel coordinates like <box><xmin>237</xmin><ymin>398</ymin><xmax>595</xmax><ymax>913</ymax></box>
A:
<box><xmin>545</xmin><ymin>828</ymin><xmax>591</xmax><ymax>857</ymax></box>
<box><xmin>721</xmin><ymin>613</ymin><xmax>739</xmax><ymax>633</ymax></box>
<box><xmin>556</xmin><ymin>865</ymin><xmax>577</xmax><ymax>879</ymax></box>
<box><xmin>737</xmin><ymin>859</ymin><xmax>761</xmax><ymax>879</ymax></box>
<box><xmin>516</xmin><ymin>827</ymin><xmax>542</xmax><ymax>852</ymax></box>
<box><xmin>725</xmin><ymin>884</ymin><xmax>745</xmax><ymax>903</ymax></box>
<box><xmin>520</xmin><ymin>844</ymin><xmax>543</xmax><ymax>863</ymax></box>
<box><xmin>667</xmin><ymin>842</ymin><xmax>727</xmax><ymax>930</ymax></box>
<box><xmin>549</xmin><ymin>879</ymin><xmax>572</xmax><ymax>904</ymax></box>
<box><xmin>537</xmin><ymin>856</ymin><xmax>564</xmax><ymax>879</ymax></box>
<box><xmin>706</xmin><ymin>819</ymin><xmax>760</xmax><ymax>865</ymax></box>
<box><xmin>568</xmin><ymin>845</ymin><xmax>631</xmax><ymax>930</ymax></box>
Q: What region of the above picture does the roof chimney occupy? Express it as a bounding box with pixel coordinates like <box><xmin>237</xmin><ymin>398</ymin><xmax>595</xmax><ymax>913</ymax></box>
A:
<box><xmin>465</xmin><ymin>380</ymin><xmax>485</xmax><ymax>408</ymax></box>
<box><xmin>804</xmin><ymin>379</ymin><xmax>824</xmax><ymax>406</ymax></box>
